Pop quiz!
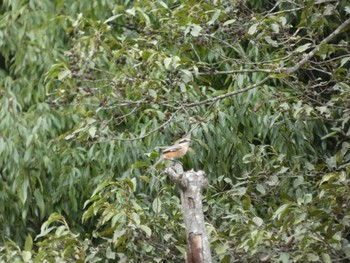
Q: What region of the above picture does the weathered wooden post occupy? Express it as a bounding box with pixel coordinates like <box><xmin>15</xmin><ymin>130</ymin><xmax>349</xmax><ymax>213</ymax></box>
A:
<box><xmin>165</xmin><ymin>163</ymin><xmax>212</xmax><ymax>263</ymax></box>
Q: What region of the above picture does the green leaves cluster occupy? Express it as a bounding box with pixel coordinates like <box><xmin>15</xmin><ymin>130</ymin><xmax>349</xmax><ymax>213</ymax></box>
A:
<box><xmin>1</xmin><ymin>0</ymin><xmax>350</xmax><ymax>262</ymax></box>
<box><xmin>208</xmin><ymin>169</ymin><xmax>350</xmax><ymax>262</ymax></box>
<box><xmin>82</xmin><ymin>178</ymin><xmax>185</xmax><ymax>262</ymax></box>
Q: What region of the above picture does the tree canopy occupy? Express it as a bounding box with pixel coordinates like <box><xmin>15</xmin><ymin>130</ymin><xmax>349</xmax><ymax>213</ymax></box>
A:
<box><xmin>1</xmin><ymin>0</ymin><xmax>350</xmax><ymax>262</ymax></box>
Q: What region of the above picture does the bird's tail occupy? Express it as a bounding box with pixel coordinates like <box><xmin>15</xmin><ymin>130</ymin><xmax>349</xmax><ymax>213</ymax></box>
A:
<box><xmin>147</xmin><ymin>156</ymin><xmax>165</xmax><ymax>173</ymax></box>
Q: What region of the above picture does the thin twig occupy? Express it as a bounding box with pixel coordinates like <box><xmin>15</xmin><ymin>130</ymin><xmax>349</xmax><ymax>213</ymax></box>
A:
<box><xmin>283</xmin><ymin>17</ymin><xmax>350</xmax><ymax>74</ymax></box>
<box><xmin>183</xmin><ymin>75</ymin><xmax>270</xmax><ymax>108</ymax></box>
<box><xmin>203</xmin><ymin>69</ymin><xmax>274</xmax><ymax>75</ymax></box>
<box><xmin>105</xmin><ymin>109</ymin><xmax>181</xmax><ymax>142</ymax></box>
<box><xmin>102</xmin><ymin>99</ymin><xmax>148</xmax><ymax>109</ymax></box>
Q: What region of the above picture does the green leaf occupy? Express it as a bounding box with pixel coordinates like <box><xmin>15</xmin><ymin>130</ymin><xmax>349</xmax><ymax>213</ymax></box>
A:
<box><xmin>106</xmin><ymin>246</ymin><xmax>116</xmax><ymax>259</ymax></box>
<box><xmin>124</xmin><ymin>177</ymin><xmax>137</xmax><ymax>192</ymax></box>
<box><xmin>317</xmin><ymin>44</ymin><xmax>329</xmax><ymax>60</ymax></box>
<box><xmin>279</xmin><ymin>16</ymin><xmax>287</xmax><ymax>26</ymax></box>
<box><xmin>163</xmin><ymin>233</ymin><xmax>172</xmax><ymax>241</ymax></box>
<box><xmin>139</xmin><ymin>225</ymin><xmax>152</xmax><ymax>237</ymax></box>
<box><xmin>175</xmin><ymin>245</ymin><xmax>186</xmax><ymax>256</ymax></box>
<box><xmin>252</xmin><ymin>217</ymin><xmax>263</xmax><ymax>227</ymax></box>
<box><xmin>126</xmin><ymin>7</ymin><xmax>135</xmax><ymax>16</ymax></box>
<box><xmin>18</xmin><ymin>178</ymin><xmax>29</xmax><ymax>205</ymax></box>
<box><xmin>248</xmin><ymin>23</ymin><xmax>258</xmax><ymax>35</ymax></box>
<box><xmin>264</xmin><ymin>36</ymin><xmax>278</xmax><ymax>47</ymax></box>
<box><xmin>279</xmin><ymin>252</ymin><xmax>290</xmax><ymax>263</ymax></box>
<box><xmin>149</xmin><ymin>89</ymin><xmax>157</xmax><ymax>99</ymax></box>
<box><xmin>273</xmin><ymin>203</ymin><xmax>291</xmax><ymax>220</ymax></box>
<box><xmin>242</xmin><ymin>195</ymin><xmax>251</xmax><ymax>210</ymax></box>
<box><xmin>220</xmin><ymin>255</ymin><xmax>232</xmax><ymax>263</ymax></box>
<box><xmin>232</xmin><ymin>187</ymin><xmax>247</xmax><ymax>196</ymax></box>
<box><xmin>90</xmin><ymin>181</ymin><xmax>114</xmax><ymax>199</ymax></box>
<box><xmin>305</xmin><ymin>162</ymin><xmax>315</xmax><ymax>170</ymax></box>
<box><xmin>181</xmin><ymin>72</ymin><xmax>192</xmax><ymax>84</ymax></box>
<box><xmin>326</xmin><ymin>156</ymin><xmax>337</xmax><ymax>168</ymax></box>
<box><xmin>270</xmin><ymin>72</ymin><xmax>289</xmax><ymax>79</ymax></box>
<box><xmin>307</xmin><ymin>253</ymin><xmax>319</xmax><ymax>262</ymax></box>
<box><xmin>266</xmin><ymin>175</ymin><xmax>279</xmax><ymax>186</ymax></box>
<box><xmin>223</xmin><ymin>19</ymin><xmax>236</xmax><ymax>26</ymax></box>
<box><xmin>303</xmin><ymin>193</ymin><xmax>312</xmax><ymax>204</ymax></box>
<box><xmin>152</xmin><ymin>197</ymin><xmax>162</xmax><ymax>213</ymax></box>
<box><xmin>293</xmin><ymin>176</ymin><xmax>304</xmax><ymax>188</ymax></box>
<box><xmin>321</xmin><ymin>253</ymin><xmax>331</xmax><ymax>263</ymax></box>
<box><xmin>164</xmin><ymin>57</ymin><xmax>172</xmax><ymax>70</ymax></box>
<box><xmin>345</xmin><ymin>6</ymin><xmax>350</xmax><ymax>14</ymax></box>
<box><xmin>237</xmin><ymin>74</ymin><xmax>244</xmax><ymax>88</ymax></box>
<box><xmin>34</xmin><ymin>189</ymin><xmax>45</xmax><ymax>220</ymax></box>
<box><xmin>158</xmin><ymin>1</ymin><xmax>168</xmax><ymax>9</ymax></box>
<box><xmin>208</xmin><ymin>9</ymin><xmax>221</xmax><ymax>25</ymax></box>
<box><xmin>36</xmin><ymin>226</ymin><xmax>56</xmax><ymax>239</ymax></box>
<box><xmin>132</xmin><ymin>161</ymin><xmax>149</xmax><ymax>169</ymax></box>
<box><xmin>136</xmin><ymin>7</ymin><xmax>151</xmax><ymax>26</ymax></box>
<box><xmin>190</xmin><ymin>24</ymin><xmax>202</xmax><ymax>37</ymax></box>
<box><xmin>88</xmin><ymin>126</ymin><xmax>97</xmax><ymax>138</ymax></box>
<box><xmin>132</xmin><ymin>212</ymin><xmax>140</xmax><ymax>225</ymax></box>
<box><xmin>340</xmin><ymin>56</ymin><xmax>350</xmax><ymax>67</ymax></box>
<box><xmin>57</xmin><ymin>69</ymin><xmax>71</xmax><ymax>81</ymax></box>
<box><xmin>256</xmin><ymin>184</ymin><xmax>266</xmax><ymax>194</ymax></box>
<box><xmin>0</xmin><ymin>137</ymin><xmax>5</xmax><ymax>154</ymax></box>
<box><xmin>104</xmin><ymin>14</ymin><xmax>122</xmax><ymax>24</ymax></box>
<box><xmin>319</xmin><ymin>173</ymin><xmax>338</xmax><ymax>185</ymax></box>
<box><xmin>215</xmin><ymin>244</ymin><xmax>228</xmax><ymax>255</ymax></box>
<box><xmin>138</xmin><ymin>175</ymin><xmax>151</xmax><ymax>183</ymax></box>
<box><xmin>295</xmin><ymin>43</ymin><xmax>311</xmax><ymax>53</ymax></box>
<box><xmin>22</xmin><ymin>251</ymin><xmax>32</xmax><ymax>262</ymax></box>
<box><xmin>24</xmin><ymin>234</ymin><xmax>33</xmax><ymax>251</ymax></box>
<box><xmin>343</xmin><ymin>244</ymin><xmax>350</xmax><ymax>257</ymax></box>
<box><xmin>321</xmin><ymin>131</ymin><xmax>338</xmax><ymax>140</ymax></box>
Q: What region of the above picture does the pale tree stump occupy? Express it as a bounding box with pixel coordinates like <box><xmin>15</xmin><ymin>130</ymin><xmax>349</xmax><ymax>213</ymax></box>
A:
<box><xmin>165</xmin><ymin>163</ymin><xmax>212</xmax><ymax>263</ymax></box>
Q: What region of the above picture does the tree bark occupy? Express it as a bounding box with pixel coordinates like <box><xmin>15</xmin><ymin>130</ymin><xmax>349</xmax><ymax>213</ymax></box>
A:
<box><xmin>165</xmin><ymin>163</ymin><xmax>212</xmax><ymax>263</ymax></box>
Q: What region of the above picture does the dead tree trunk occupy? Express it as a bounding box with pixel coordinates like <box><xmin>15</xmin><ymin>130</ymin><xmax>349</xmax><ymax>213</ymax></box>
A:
<box><xmin>165</xmin><ymin>163</ymin><xmax>212</xmax><ymax>263</ymax></box>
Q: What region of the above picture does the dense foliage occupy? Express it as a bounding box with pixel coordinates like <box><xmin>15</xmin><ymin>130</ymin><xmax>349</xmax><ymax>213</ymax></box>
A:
<box><xmin>1</xmin><ymin>0</ymin><xmax>349</xmax><ymax>262</ymax></box>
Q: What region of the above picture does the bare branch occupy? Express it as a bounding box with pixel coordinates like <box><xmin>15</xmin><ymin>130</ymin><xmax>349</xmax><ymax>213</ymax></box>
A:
<box><xmin>198</xmin><ymin>69</ymin><xmax>274</xmax><ymax>75</ymax></box>
<box><xmin>183</xmin><ymin>76</ymin><xmax>270</xmax><ymax>108</ymax></box>
<box><xmin>284</xmin><ymin>17</ymin><xmax>350</xmax><ymax>74</ymax></box>
<box><xmin>106</xmin><ymin>109</ymin><xmax>181</xmax><ymax>141</ymax></box>
<box><xmin>101</xmin><ymin>99</ymin><xmax>148</xmax><ymax>109</ymax></box>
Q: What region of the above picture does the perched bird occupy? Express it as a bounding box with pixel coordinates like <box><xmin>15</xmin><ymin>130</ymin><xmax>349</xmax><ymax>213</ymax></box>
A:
<box><xmin>150</xmin><ymin>137</ymin><xmax>192</xmax><ymax>170</ymax></box>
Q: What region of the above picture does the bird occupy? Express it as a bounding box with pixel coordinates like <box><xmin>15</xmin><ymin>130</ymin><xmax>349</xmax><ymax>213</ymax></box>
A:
<box><xmin>150</xmin><ymin>137</ymin><xmax>192</xmax><ymax>170</ymax></box>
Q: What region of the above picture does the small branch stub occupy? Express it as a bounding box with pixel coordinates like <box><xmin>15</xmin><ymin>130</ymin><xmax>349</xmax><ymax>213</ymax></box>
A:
<box><xmin>165</xmin><ymin>163</ymin><xmax>212</xmax><ymax>263</ymax></box>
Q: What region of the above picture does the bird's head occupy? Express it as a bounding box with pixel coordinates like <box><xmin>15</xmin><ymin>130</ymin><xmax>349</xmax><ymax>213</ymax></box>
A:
<box><xmin>177</xmin><ymin>138</ymin><xmax>192</xmax><ymax>146</ymax></box>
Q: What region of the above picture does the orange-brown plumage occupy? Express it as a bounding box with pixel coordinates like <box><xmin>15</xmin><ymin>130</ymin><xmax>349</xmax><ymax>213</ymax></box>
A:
<box><xmin>150</xmin><ymin>138</ymin><xmax>192</xmax><ymax>169</ymax></box>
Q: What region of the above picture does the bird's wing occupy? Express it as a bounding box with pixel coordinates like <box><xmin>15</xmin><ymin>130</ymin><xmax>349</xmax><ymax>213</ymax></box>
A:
<box><xmin>162</xmin><ymin>145</ymin><xmax>181</xmax><ymax>154</ymax></box>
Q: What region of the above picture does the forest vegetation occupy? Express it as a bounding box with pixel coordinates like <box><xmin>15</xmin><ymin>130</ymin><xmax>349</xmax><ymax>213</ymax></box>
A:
<box><xmin>0</xmin><ymin>0</ymin><xmax>350</xmax><ymax>262</ymax></box>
